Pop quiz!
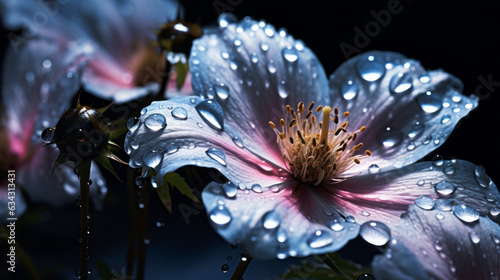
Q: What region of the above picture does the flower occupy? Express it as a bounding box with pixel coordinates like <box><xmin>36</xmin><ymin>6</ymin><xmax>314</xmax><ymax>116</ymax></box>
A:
<box><xmin>372</xmin><ymin>203</ymin><xmax>500</xmax><ymax>280</ymax></box>
<box><xmin>1</xmin><ymin>0</ymin><xmax>183</xmax><ymax>104</ymax></box>
<box><xmin>125</xmin><ymin>14</ymin><xmax>498</xmax><ymax>259</ymax></box>
<box><xmin>1</xmin><ymin>32</ymin><xmax>106</xmax><ymax>211</ymax></box>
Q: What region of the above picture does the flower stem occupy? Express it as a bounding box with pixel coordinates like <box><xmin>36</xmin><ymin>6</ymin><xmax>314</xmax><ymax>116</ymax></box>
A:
<box><xmin>230</xmin><ymin>253</ymin><xmax>252</xmax><ymax>280</ymax></box>
<box><xmin>126</xmin><ymin>167</ymin><xmax>138</xmax><ymax>277</ymax></box>
<box><xmin>156</xmin><ymin>58</ymin><xmax>171</xmax><ymax>100</ymax></box>
<box><xmin>136</xmin><ymin>177</ymin><xmax>149</xmax><ymax>280</ymax></box>
<box><xmin>79</xmin><ymin>160</ymin><xmax>91</xmax><ymax>280</ymax></box>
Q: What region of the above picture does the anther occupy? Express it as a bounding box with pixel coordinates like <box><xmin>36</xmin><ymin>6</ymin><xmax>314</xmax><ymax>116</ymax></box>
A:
<box><xmin>297</xmin><ymin>130</ymin><xmax>306</xmax><ymax>144</ymax></box>
<box><xmin>354</xmin><ymin>158</ymin><xmax>360</xmax><ymax>164</ymax></box>
<box><xmin>334</xmin><ymin>107</ymin><xmax>339</xmax><ymax>115</ymax></box>
<box><xmin>289</xmin><ymin>137</ymin><xmax>294</xmax><ymax>144</ymax></box>
<box><xmin>360</xmin><ymin>126</ymin><xmax>366</xmax><ymax>132</ymax></box>
<box><xmin>280</xmin><ymin>119</ymin><xmax>285</xmax><ymax>127</ymax></box>
<box><xmin>365</xmin><ymin>150</ymin><xmax>372</xmax><ymax>156</ymax></box>
<box><xmin>305</xmin><ymin>111</ymin><xmax>312</xmax><ymax>119</ymax></box>
<box><xmin>297</xmin><ymin>101</ymin><xmax>303</xmax><ymax>111</ymax></box>
<box><xmin>353</xmin><ymin>143</ymin><xmax>363</xmax><ymax>150</ymax></box>
<box><xmin>279</xmin><ymin>133</ymin><xmax>286</xmax><ymax>140</ymax></box>
<box><xmin>316</xmin><ymin>105</ymin><xmax>323</xmax><ymax>112</ymax></box>
<box><xmin>340</xmin><ymin>121</ymin><xmax>348</xmax><ymax>129</ymax></box>
<box><xmin>343</xmin><ymin>111</ymin><xmax>349</xmax><ymax>117</ymax></box>
<box><xmin>286</xmin><ymin>105</ymin><xmax>292</xmax><ymax>113</ymax></box>
<box><xmin>312</xmin><ymin>137</ymin><xmax>317</xmax><ymax>147</ymax></box>
<box><xmin>308</xmin><ymin>101</ymin><xmax>315</xmax><ymax>111</ymax></box>
<box><xmin>269</xmin><ymin>121</ymin><xmax>276</xmax><ymax>129</ymax></box>
<box><xmin>288</xmin><ymin>119</ymin><xmax>297</xmax><ymax>127</ymax></box>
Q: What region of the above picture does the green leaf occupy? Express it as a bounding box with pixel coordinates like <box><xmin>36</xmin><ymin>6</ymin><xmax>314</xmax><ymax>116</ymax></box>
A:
<box><xmin>173</xmin><ymin>62</ymin><xmax>189</xmax><ymax>90</ymax></box>
<box><xmin>156</xmin><ymin>180</ymin><xmax>172</xmax><ymax>213</ymax></box>
<box><xmin>280</xmin><ymin>252</ymin><xmax>371</xmax><ymax>280</ymax></box>
<box><xmin>164</xmin><ymin>172</ymin><xmax>200</xmax><ymax>203</ymax></box>
<box><xmin>94</xmin><ymin>260</ymin><xmax>114</xmax><ymax>280</ymax></box>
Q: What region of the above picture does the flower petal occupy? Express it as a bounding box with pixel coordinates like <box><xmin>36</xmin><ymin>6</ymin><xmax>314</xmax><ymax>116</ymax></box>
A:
<box><xmin>317</xmin><ymin>159</ymin><xmax>499</xmax><ymax>226</ymax></box>
<box><xmin>18</xmin><ymin>146</ymin><xmax>108</xmax><ymax>209</ymax></box>
<box><xmin>125</xmin><ymin>96</ymin><xmax>291</xmax><ymax>189</ymax></box>
<box><xmin>2</xmin><ymin>34</ymin><xmax>93</xmax><ymax>158</ymax></box>
<box><xmin>329</xmin><ymin>51</ymin><xmax>478</xmax><ymax>175</ymax></box>
<box><xmin>190</xmin><ymin>14</ymin><xmax>330</xmax><ymax>163</ymax></box>
<box><xmin>202</xmin><ymin>181</ymin><xmax>359</xmax><ymax>260</ymax></box>
<box><xmin>372</xmin><ymin>205</ymin><xmax>500</xmax><ymax>280</ymax></box>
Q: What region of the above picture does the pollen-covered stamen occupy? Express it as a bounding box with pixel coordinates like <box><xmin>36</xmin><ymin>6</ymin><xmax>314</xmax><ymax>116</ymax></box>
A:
<box><xmin>269</xmin><ymin>102</ymin><xmax>371</xmax><ymax>186</ymax></box>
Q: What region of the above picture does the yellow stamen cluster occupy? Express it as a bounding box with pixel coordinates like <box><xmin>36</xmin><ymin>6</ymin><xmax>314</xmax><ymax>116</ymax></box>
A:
<box><xmin>269</xmin><ymin>101</ymin><xmax>371</xmax><ymax>186</ymax></box>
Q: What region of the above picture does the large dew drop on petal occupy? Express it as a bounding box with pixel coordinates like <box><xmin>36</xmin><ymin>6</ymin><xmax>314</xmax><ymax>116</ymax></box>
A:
<box><xmin>359</xmin><ymin>221</ymin><xmax>391</xmax><ymax>246</ymax></box>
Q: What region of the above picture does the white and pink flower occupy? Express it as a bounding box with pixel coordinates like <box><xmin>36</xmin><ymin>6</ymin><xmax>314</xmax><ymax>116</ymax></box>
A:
<box><xmin>125</xmin><ymin>14</ymin><xmax>499</xmax><ymax>263</ymax></box>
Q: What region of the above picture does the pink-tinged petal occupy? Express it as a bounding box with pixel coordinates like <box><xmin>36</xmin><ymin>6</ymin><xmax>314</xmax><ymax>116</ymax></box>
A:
<box><xmin>18</xmin><ymin>146</ymin><xmax>107</xmax><ymax>209</ymax></box>
<box><xmin>0</xmin><ymin>183</ymin><xmax>27</xmax><ymax>221</ymax></box>
<box><xmin>329</xmin><ymin>51</ymin><xmax>478</xmax><ymax>175</ymax></box>
<box><xmin>202</xmin><ymin>180</ymin><xmax>359</xmax><ymax>260</ymax></box>
<box><xmin>125</xmin><ymin>96</ymin><xmax>291</xmax><ymax>189</ymax></box>
<box><xmin>372</xmin><ymin>205</ymin><xmax>500</xmax><ymax>280</ymax></box>
<box><xmin>317</xmin><ymin>159</ymin><xmax>499</xmax><ymax>227</ymax></box>
<box><xmin>2</xmin><ymin>35</ymin><xmax>93</xmax><ymax>159</ymax></box>
<box><xmin>2</xmin><ymin>0</ymin><xmax>179</xmax><ymax>103</ymax></box>
<box><xmin>190</xmin><ymin>15</ymin><xmax>329</xmax><ymax>164</ymax></box>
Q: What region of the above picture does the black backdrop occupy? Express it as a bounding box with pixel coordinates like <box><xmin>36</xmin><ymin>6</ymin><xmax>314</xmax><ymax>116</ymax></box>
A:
<box><xmin>1</xmin><ymin>0</ymin><xmax>499</xmax><ymax>279</ymax></box>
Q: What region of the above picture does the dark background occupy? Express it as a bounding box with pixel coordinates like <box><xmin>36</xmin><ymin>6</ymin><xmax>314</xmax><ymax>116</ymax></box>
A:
<box><xmin>1</xmin><ymin>0</ymin><xmax>499</xmax><ymax>279</ymax></box>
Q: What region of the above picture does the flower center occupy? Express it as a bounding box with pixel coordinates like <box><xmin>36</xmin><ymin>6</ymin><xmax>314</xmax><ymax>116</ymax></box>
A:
<box><xmin>269</xmin><ymin>102</ymin><xmax>371</xmax><ymax>186</ymax></box>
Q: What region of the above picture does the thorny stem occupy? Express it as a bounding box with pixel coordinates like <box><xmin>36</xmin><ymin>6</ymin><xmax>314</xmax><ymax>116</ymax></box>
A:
<box><xmin>136</xmin><ymin>176</ymin><xmax>150</xmax><ymax>280</ymax></box>
<box><xmin>230</xmin><ymin>253</ymin><xmax>253</xmax><ymax>280</ymax></box>
<box><xmin>125</xmin><ymin>167</ymin><xmax>138</xmax><ymax>277</ymax></box>
<box><xmin>79</xmin><ymin>160</ymin><xmax>91</xmax><ymax>280</ymax></box>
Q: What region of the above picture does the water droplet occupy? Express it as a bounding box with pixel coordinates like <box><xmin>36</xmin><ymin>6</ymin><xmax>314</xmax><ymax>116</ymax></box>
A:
<box><xmin>389</xmin><ymin>72</ymin><xmax>413</xmax><ymax>94</ymax></box>
<box><xmin>417</xmin><ymin>92</ymin><xmax>442</xmax><ymax>113</ymax></box>
<box><xmin>42</xmin><ymin>59</ymin><xmax>52</xmax><ymax>69</ymax></box>
<box><xmin>196</xmin><ymin>100</ymin><xmax>224</xmax><ymax>131</ymax></box>
<box><xmin>41</xmin><ymin>127</ymin><xmax>55</xmax><ymax>143</ymax></box>
<box><xmin>282</xmin><ymin>46</ymin><xmax>299</xmax><ymax>63</ymax></box>
<box><xmin>469</xmin><ymin>231</ymin><xmax>480</xmax><ymax>244</ymax></box>
<box><xmin>417</xmin><ymin>179</ymin><xmax>425</xmax><ymax>186</ymax></box>
<box><xmin>140</xmin><ymin>108</ymin><xmax>147</xmax><ymax>115</ymax></box>
<box><xmin>307</xmin><ymin>230</ymin><xmax>334</xmax><ymax>249</ymax></box>
<box><xmin>378</xmin><ymin>127</ymin><xmax>402</xmax><ymax>148</ymax></box>
<box><xmin>441</xmin><ymin>114</ymin><xmax>451</xmax><ymax>124</ymax></box>
<box><xmin>221</xmin><ymin>263</ymin><xmax>229</xmax><ymax>273</ymax></box>
<box><xmin>489</xmin><ymin>206</ymin><xmax>500</xmax><ymax>219</ymax></box>
<box><xmin>345</xmin><ymin>216</ymin><xmax>356</xmax><ymax>223</ymax></box>
<box><xmin>127</xmin><ymin>117</ymin><xmax>139</xmax><ymax>131</ymax></box>
<box><xmin>358</xmin><ymin>273</ymin><xmax>376</xmax><ymax>280</ymax></box>
<box><xmin>210</xmin><ymin>205</ymin><xmax>232</xmax><ymax>225</ymax></box>
<box><xmin>251</xmin><ymin>184</ymin><xmax>262</xmax><ymax>193</ymax></box>
<box><xmin>260</xmin><ymin>42</ymin><xmax>270</xmax><ymax>52</ymax></box>
<box><xmin>434</xmin><ymin>181</ymin><xmax>455</xmax><ymax>196</ymax></box>
<box><xmin>419</xmin><ymin>74</ymin><xmax>431</xmax><ymax>83</ymax></box>
<box><xmin>408</xmin><ymin>122</ymin><xmax>424</xmax><ymax>139</ymax></box>
<box><xmin>277</xmin><ymin>228</ymin><xmax>287</xmax><ymax>243</ymax></box>
<box><xmin>361</xmin><ymin>211</ymin><xmax>370</xmax><ymax>216</ymax></box>
<box><xmin>218</xmin><ymin>13</ymin><xmax>237</xmax><ymax>28</ymax></box>
<box><xmin>474</xmin><ymin>165</ymin><xmax>490</xmax><ymax>188</ymax></box>
<box><xmin>143</xmin><ymin>150</ymin><xmax>163</xmax><ymax>168</ymax></box>
<box><xmin>435</xmin><ymin>213</ymin><xmax>445</xmax><ymax>220</ymax></box>
<box><xmin>144</xmin><ymin>113</ymin><xmax>166</xmax><ymax>130</ymax></box>
<box><xmin>222</xmin><ymin>182</ymin><xmax>237</xmax><ymax>198</ymax></box>
<box><xmin>250</xmin><ymin>53</ymin><xmax>259</xmax><ymax>63</ymax></box>
<box><xmin>262</xmin><ymin>210</ymin><xmax>281</xmax><ymax>229</ymax></box>
<box><xmin>206</xmin><ymin>148</ymin><xmax>227</xmax><ymax>166</ymax></box>
<box><xmin>434</xmin><ymin>240</ymin><xmax>443</xmax><ymax>251</ymax></box>
<box><xmin>415</xmin><ymin>196</ymin><xmax>435</xmax><ymax>210</ymax></box>
<box><xmin>214</xmin><ymin>83</ymin><xmax>230</xmax><ymax>100</ymax></box>
<box><xmin>453</xmin><ymin>204</ymin><xmax>479</xmax><ymax>223</ymax></box>
<box><xmin>329</xmin><ymin>220</ymin><xmax>345</xmax><ymax>231</ymax></box>
<box><xmin>432</xmin><ymin>155</ymin><xmax>444</xmax><ymax>166</ymax></box>
<box><xmin>407</xmin><ymin>142</ymin><xmax>416</xmax><ymax>151</ymax></box>
<box><xmin>232</xmin><ymin>136</ymin><xmax>244</xmax><ymax>148</ymax></box>
<box><xmin>368</xmin><ymin>164</ymin><xmax>380</xmax><ymax>174</ymax></box>
<box><xmin>341</xmin><ymin>80</ymin><xmax>358</xmax><ymax>100</ymax></box>
<box><xmin>360</xmin><ymin>221</ymin><xmax>391</xmax><ymax>246</ymax></box>
<box><xmin>357</xmin><ymin>55</ymin><xmax>385</xmax><ymax>82</ymax></box>
<box><xmin>171</xmin><ymin>107</ymin><xmax>188</xmax><ymax>120</ymax></box>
